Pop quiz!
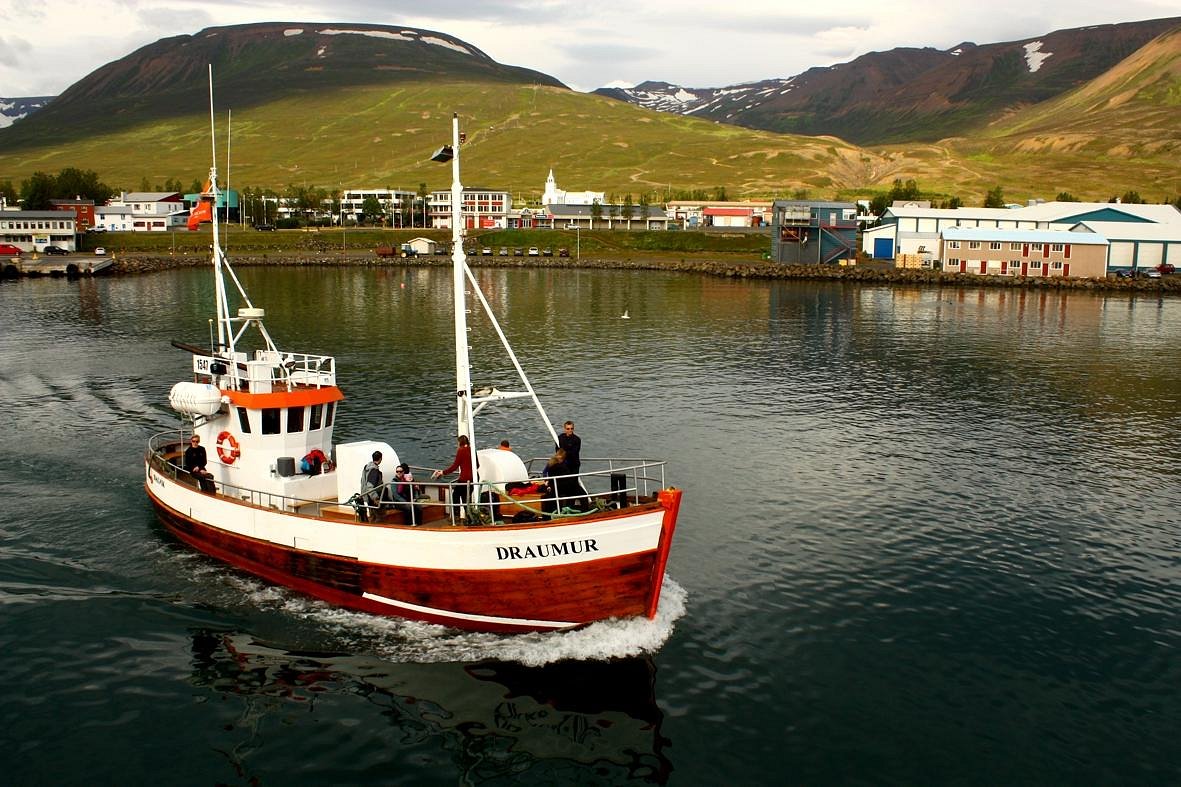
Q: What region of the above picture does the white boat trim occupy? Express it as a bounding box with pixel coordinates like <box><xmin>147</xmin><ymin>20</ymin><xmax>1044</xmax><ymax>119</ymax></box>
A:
<box><xmin>361</xmin><ymin>591</ymin><xmax>578</xmax><ymax>630</ymax></box>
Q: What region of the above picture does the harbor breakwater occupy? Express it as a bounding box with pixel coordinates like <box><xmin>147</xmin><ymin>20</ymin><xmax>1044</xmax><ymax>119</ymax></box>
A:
<box><xmin>76</xmin><ymin>253</ymin><xmax>1181</xmax><ymax>294</ymax></box>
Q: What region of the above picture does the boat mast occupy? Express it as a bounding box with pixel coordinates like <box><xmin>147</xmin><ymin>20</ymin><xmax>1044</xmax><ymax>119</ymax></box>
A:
<box><xmin>448</xmin><ymin>114</ymin><xmax>475</xmax><ymax>444</ymax></box>
<box><xmin>205</xmin><ymin>66</ymin><xmax>231</xmax><ymax>354</ymax></box>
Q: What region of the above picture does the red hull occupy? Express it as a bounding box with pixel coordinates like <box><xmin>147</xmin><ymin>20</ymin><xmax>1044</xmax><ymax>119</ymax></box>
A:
<box><xmin>147</xmin><ymin>485</ymin><xmax>679</xmax><ymax>633</ymax></box>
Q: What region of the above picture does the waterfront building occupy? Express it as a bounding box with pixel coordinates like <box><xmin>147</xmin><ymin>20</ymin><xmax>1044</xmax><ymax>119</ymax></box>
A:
<box><xmin>770</xmin><ymin>201</ymin><xmax>858</xmax><ymax>264</ymax></box>
<box><xmin>429</xmin><ymin>188</ymin><xmax>510</xmax><ymax>229</ymax></box>
<box><xmin>544</xmin><ymin>202</ymin><xmax>668</xmax><ymax>230</ymax></box>
<box><xmin>50</xmin><ymin>198</ymin><xmax>96</xmax><ymax>233</ymax></box>
<box><xmin>107</xmin><ymin>191</ymin><xmax>187</xmax><ymax>231</ymax></box>
<box><xmin>95</xmin><ymin>206</ymin><xmax>134</xmax><ymax>233</ymax></box>
<box><xmin>340</xmin><ymin>188</ymin><xmax>416</xmax><ymax>226</ymax></box>
<box><xmin>0</xmin><ymin>209</ymin><xmax>77</xmax><ymax>251</ymax></box>
<box><xmin>864</xmin><ymin>201</ymin><xmax>1181</xmax><ymax>264</ymax></box>
<box><xmin>1071</xmin><ymin>221</ymin><xmax>1181</xmax><ymax>273</ymax></box>
<box><xmin>938</xmin><ymin>228</ymin><xmax>1108</xmax><ymax>278</ymax></box>
<box><xmin>666</xmin><ymin>200</ymin><xmax>772</xmax><ymax>229</ymax></box>
<box><xmin>182</xmin><ymin>188</ymin><xmax>240</xmax><ymax>224</ymax></box>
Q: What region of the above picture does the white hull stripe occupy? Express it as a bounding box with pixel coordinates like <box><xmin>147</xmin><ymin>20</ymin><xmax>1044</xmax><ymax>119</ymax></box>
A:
<box><xmin>361</xmin><ymin>591</ymin><xmax>578</xmax><ymax>630</ymax></box>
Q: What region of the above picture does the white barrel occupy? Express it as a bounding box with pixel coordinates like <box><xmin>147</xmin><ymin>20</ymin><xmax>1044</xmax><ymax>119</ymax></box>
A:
<box><xmin>476</xmin><ymin>448</ymin><xmax>529</xmax><ymax>493</ymax></box>
<box><xmin>169</xmin><ymin>382</ymin><xmax>224</xmax><ymax>417</ymax></box>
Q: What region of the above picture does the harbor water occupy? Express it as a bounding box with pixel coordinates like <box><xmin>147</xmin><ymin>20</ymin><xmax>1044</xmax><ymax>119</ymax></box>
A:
<box><xmin>1</xmin><ymin>266</ymin><xmax>1179</xmax><ymax>785</ymax></box>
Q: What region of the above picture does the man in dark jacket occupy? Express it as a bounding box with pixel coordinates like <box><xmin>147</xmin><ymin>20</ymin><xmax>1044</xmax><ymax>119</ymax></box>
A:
<box><xmin>184</xmin><ymin>435</ymin><xmax>215</xmax><ymax>492</ymax></box>
<box><xmin>557</xmin><ymin>420</ymin><xmax>581</xmax><ymax>473</ymax></box>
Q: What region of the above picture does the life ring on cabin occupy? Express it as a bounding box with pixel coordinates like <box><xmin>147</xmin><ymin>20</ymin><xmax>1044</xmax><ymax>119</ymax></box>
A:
<box><xmin>216</xmin><ymin>431</ymin><xmax>240</xmax><ymax>464</ymax></box>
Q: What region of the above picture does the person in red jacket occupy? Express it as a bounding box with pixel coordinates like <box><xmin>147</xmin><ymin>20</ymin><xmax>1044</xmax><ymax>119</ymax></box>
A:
<box><xmin>433</xmin><ymin>434</ymin><xmax>474</xmax><ymax>515</ymax></box>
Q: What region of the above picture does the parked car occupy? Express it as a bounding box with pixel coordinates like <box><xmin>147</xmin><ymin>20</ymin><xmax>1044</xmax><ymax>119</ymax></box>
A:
<box><xmin>1158</xmin><ymin>263</ymin><xmax>1176</xmax><ymax>274</ymax></box>
<box><xmin>254</xmin><ymin>224</ymin><xmax>276</xmax><ymax>231</ymax></box>
<box><xmin>1115</xmin><ymin>269</ymin><xmax>1134</xmax><ymax>279</ymax></box>
<box><xmin>0</xmin><ymin>243</ymin><xmax>22</xmax><ymax>256</ymax></box>
<box><xmin>1145</xmin><ymin>268</ymin><xmax>1162</xmax><ymax>279</ymax></box>
<box><xmin>86</xmin><ymin>226</ymin><xmax>107</xmax><ymax>234</ymax></box>
<box><xmin>498</xmin><ymin>247</ymin><xmax>509</xmax><ymax>256</ymax></box>
<box><xmin>481</xmin><ymin>246</ymin><xmax>492</xmax><ymax>256</ymax></box>
<box><xmin>94</xmin><ymin>247</ymin><xmax>106</xmax><ymax>256</ymax></box>
<box><xmin>558</xmin><ymin>247</ymin><xmax>570</xmax><ymax>258</ymax></box>
<box><xmin>42</xmin><ymin>245</ymin><xmax>69</xmax><ymax>255</ymax></box>
<box><xmin>513</xmin><ymin>247</ymin><xmax>524</xmax><ymax>256</ymax></box>
<box><xmin>542</xmin><ymin>247</ymin><xmax>553</xmax><ymax>257</ymax></box>
<box><xmin>527</xmin><ymin>246</ymin><xmax>540</xmax><ymax>256</ymax></box>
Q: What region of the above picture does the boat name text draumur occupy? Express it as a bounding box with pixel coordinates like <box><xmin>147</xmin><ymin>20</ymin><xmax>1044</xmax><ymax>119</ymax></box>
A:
<box><xmin>495</xmin><ymin>539</ymin><xmax>599</xmax><ymax>561</ymax></box>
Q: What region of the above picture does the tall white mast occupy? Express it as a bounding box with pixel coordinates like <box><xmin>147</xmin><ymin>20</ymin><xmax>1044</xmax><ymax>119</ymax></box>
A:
<box><xmin>206</xmin><ymin>65</ymin><xmax>231</xmax><ymax>353</ymax></box>
<box><xmin>448</xmin><ymin>114</ymin><xmax>476</xmax><ymax>446</ymax></box>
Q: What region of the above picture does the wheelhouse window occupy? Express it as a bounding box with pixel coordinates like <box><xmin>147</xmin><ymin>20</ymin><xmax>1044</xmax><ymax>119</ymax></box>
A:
<box><xmin>237</xmin><ymin>407</ymin><xmax>252</xmax><ymax>433</ymax></box>
<box><xmin>262</xmin><ymin>408</ymin><xmax>281</xmax><ymax>434</ymax></box>
<box><xmin>324</xmin><ymin>402</ymin><xmax>335</xmax><ymax>427</ymax></box>
<box><xmin>287</xmin><ymin>405</ymin><xmax>304</xmax><ymax>433</ymax></box>
<box><xmin>310</xmin><ymin>403</ymin><xmax>323</xmax><ymax>430</ymax></box>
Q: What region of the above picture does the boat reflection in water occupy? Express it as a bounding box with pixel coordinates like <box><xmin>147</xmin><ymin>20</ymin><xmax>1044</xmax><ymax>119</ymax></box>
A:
<box><xmin>188</xmin><ymin>630</ymin><xmax>672</xmax><ymax>783</ymax></box>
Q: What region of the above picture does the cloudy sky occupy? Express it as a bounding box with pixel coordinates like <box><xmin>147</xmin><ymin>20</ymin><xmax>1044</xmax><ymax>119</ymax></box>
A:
<box><xmin>2</xmin><ymin>0</ymin><xmax>1178</xmax><ymax>97</ymax></box>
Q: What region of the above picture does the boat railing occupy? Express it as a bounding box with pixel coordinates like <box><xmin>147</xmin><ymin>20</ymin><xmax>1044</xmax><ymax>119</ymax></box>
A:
<box><xmin>147</xmin><ymin>431</ymin><xmax>668</xmax><ymax>526</ymax></box>
<box><xmin>252</xmin><ymin>350</ymin><xmax>336</xmax><ymax>388</ymax></box>
<box><xmin>146</xmin><ymin>430</ymin><xmax>344</xmax><ymax>516</ymax></box>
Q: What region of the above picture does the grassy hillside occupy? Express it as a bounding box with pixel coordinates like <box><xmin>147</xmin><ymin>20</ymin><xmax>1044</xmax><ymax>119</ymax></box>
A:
<box><xmin>0</xmin><ymin>82</ymin><xmax>886</xmax><ymax>198</ymax></box>
<box><xmin>939</xmin><ymin>27</ymin><xmax>1181</xmax><ymax>200</ymax></box>
<box><xmin>2</xmin><ymin>59</ymin><xmax>1180</xmax><ymax>205</ymax></box>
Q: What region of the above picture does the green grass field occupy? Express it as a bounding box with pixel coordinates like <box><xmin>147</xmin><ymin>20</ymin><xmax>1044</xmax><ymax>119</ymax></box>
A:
<box><xmin>79</xmin><ymin>225</ymin><xmax>770</xmax><ymax>257</ymax></box>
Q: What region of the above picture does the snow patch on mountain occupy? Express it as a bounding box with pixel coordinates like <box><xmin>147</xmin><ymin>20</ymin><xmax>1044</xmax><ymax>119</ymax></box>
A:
<box><xmin>1023</xmin><ymin>41</ymin><xmax>1053</xmax><ymax>72</ymax></box>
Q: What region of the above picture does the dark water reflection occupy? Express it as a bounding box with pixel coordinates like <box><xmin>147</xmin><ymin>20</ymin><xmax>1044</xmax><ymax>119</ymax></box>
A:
<box><xmin>187</xmin><ymin>631</ymin><xmax>669</xmax><ymax>785</ymax></box>
<box><xmin>2</xmin><ymin>268</ymin><xmax>1180</xmax><ymax>784</ymax></box>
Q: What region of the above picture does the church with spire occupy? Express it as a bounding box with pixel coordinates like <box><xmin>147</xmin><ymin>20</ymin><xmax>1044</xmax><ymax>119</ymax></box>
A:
<box><xmin>542</xmin><ymin>170</ymin><xmax>603</xmax><ymax>207</ymax></box>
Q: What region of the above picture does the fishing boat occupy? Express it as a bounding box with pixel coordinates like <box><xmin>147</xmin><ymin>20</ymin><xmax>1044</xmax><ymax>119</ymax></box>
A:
<box><xmin>143</xmin><ymin>76</ymin><xmax>682</xmax><ymax>634</ymax></box>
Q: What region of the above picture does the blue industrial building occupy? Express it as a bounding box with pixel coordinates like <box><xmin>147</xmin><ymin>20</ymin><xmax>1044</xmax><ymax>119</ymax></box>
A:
<box><xmin>771</xmin><ymin>201</ymin><xmax>858</xmax><ymax>264</ymax></box>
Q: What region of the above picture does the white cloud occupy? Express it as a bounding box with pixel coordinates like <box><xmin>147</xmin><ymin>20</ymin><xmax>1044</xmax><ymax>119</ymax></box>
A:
<box><xmin>0</xmin><ymin>0</ymin><xmax>1177</xmax><ymax>97</ymax></box>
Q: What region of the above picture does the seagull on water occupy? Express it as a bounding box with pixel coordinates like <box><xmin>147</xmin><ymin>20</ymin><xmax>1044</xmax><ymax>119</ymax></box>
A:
<box><xmin>621</xmin><ymin>310</ymin><xmax>630</xmax><ymax>319</ymax></box>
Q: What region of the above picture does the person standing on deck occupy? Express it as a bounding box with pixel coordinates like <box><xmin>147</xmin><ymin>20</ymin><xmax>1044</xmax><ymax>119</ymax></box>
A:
<box><xmin>556</xmin><ymin>420</ymin><xmax>581</xmax><ymax>473</ymax></box>
<box><xmin>358</xmin><ymin>451</ymin><xmax>384</xmax><ymax>521</ymax></box>
<box><xmin>433</xmin><ymin>435</ymin><xmax>474</xmax><ymax>514</ymax></box>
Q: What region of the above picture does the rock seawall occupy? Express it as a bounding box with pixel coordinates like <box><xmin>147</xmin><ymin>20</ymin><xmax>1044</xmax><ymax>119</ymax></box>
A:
<box><xmin>110</xmin><ymin>254</ymin><xmax>1181</xmax><ymax>294</ymax></box>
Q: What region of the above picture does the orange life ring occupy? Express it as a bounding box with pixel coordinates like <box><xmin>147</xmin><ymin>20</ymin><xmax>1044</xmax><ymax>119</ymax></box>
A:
<box><xmin>216</xmin><ymin>431</ymin><xmax>240</xmax><ymax>464</ymax></box>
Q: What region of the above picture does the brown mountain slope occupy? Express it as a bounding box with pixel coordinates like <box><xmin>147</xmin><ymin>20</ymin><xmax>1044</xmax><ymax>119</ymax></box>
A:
<box><xmin>934</xmin><ymin>25</ymin><xmax>1181</xmax><ymax>199</ymax></box>
<box><xmin>0</xmin><ymin>22</ymin><xmax>563</xmax><ymax>148</ymax></box>
<box><xmin>596</xmin><ymin>18</ymin><xmax>1180</xmax><ymax>146</ymax></box>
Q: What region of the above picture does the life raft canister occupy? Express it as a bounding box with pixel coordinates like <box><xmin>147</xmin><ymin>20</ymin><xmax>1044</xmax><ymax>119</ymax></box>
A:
<box><xmin>216</xmin><ymin>431</ymin><xmax>240</xmax><ymax>464</ymax></box>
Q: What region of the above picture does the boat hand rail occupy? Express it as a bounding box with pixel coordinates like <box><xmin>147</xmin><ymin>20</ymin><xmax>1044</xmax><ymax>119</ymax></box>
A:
<box><xmin>253</xmin><ymin>349</ymin><xmax>336</xmax><ymax>388</ymax></box>
<box><xmin>148</xmin><ymin>430</ymin><xmax>668</xmax><ymax>525</ymax></box>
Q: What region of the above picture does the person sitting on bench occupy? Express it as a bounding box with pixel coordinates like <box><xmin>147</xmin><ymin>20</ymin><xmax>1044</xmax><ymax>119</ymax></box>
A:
<box><xmin>390</xmin><ymin>463</ymin><xmax>420</xmax><ymax>525</ymax></box>
<box><xmin>183</xmin><ymin>435</ymin><xmax>216</xmax><ymax>492</ymax></box>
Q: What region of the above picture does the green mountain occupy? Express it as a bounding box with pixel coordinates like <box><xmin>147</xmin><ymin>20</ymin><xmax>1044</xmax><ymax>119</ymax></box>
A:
<box><xmin>0</xmin><ymin>23</ymin><xmax>562</xmax><ymax>148</ymax></box>
<box><xmin>0</xmin><ymin>21</ymin><xmax>1178</xmax><ymax>204</ymax></box>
